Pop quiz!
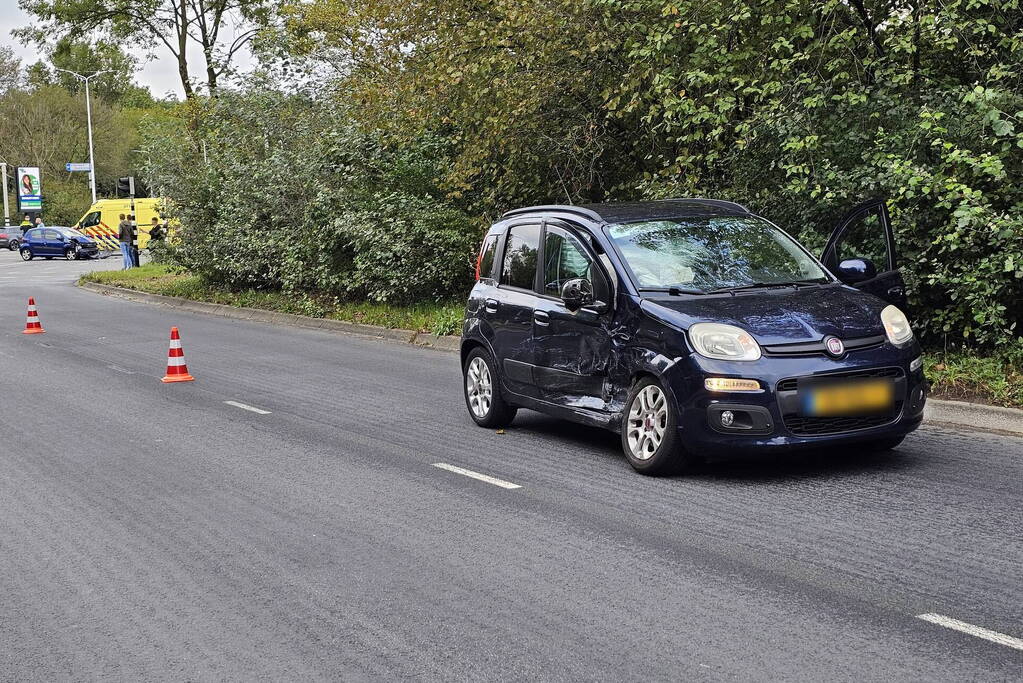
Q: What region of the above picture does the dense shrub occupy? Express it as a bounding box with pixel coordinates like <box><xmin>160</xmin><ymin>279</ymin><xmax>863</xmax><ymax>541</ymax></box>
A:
<box><xmin>140</xmin><ymin>90</ymin><xmax>479</xmax><ymax>302</ymax></box>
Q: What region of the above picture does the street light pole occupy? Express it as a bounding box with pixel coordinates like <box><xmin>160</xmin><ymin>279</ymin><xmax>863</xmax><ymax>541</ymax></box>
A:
<box><xmin>0</xmin><ymin>162</ymin><xmax>10</xmax><ymax>227</ymax></box>
<box><xmin>55</xmin><ymin>68</ymin><xmax>112</xmax><ymax>203</ymax></box>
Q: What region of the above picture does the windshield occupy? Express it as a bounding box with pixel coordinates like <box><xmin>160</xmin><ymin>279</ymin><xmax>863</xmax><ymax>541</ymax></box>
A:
<box><xmin>59</xmin><ymin>227</ymin><xmax>86</xmax><ymax>238</ymax></box>
<box><xmin>607</xmin><ymin>216</ymin><xmax>828</xmax><ymax>292</ymax></box>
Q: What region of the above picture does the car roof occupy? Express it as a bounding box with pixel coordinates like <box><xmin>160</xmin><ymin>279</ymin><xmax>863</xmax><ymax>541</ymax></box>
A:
<box><xmin>502</xmin><ymin>198</ymin><xmax>751</xmax><ymax>224</ymax></box>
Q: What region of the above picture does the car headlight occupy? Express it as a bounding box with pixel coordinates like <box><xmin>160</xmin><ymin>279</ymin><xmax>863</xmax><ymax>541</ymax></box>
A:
<box><xmin>881</xmin><ymin>305</ymin><xmax>914</xmax><ymax>347</ymax></box>
<box><xmin>689</xmin><ymin>323</ymin><xmax>762</xmax><ymax>361</ymax></box>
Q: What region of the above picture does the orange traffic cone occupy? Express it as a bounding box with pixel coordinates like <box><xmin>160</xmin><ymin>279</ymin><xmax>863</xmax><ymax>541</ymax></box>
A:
<box><xmin>161</xmin><ymin>326</ymin><xmax>195</xmax><ymax>383</ymax></box>
<box><xmin>22</xmin><ymin>297</ymin><xmax>44</xmax><ymax>334</ymax></box>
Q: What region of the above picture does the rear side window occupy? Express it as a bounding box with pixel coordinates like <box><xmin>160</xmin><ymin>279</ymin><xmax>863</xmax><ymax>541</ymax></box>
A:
<box><xmin>501</xmin><ymin>224</ymin><xmax>541</xmax><ymax>290</ymax></box>
<box><xmin>477</xmin><ymin>234</ymin><xmax>498</xmax><ymax>281</ymax></box>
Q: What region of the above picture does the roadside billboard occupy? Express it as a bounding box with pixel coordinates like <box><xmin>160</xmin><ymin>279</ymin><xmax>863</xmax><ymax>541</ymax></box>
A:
<box><xmin>17</xmin><ymin>167</ymin><xmax>41</xmax><ymax>212</ymax></box>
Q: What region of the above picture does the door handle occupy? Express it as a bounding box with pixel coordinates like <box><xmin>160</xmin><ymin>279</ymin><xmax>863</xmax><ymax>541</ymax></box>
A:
<box><xmin>533</xmin><ymin>310</ymin><xmax>551</xmax><ymax>326</ymax></box>
<box><xmin>887</xmin><ymin>286</ymin><xmax>905</xmax><ymax>298</ymax></box>
<box><xmin>485</xmin><ymin>298</ymin><xmax>499</xmax><ymax>313</ymax></box>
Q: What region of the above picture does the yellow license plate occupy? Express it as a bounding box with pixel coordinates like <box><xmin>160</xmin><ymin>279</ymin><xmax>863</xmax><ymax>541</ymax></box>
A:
<box><xmin>801</xmin><ymin>379</ymin><xmax>894</xmax><ymax>417</ymax></box>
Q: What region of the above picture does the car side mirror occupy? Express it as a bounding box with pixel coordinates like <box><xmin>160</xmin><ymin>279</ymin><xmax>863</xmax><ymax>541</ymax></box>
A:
<box><xmin>561</xmin><ymin>278</ymin><xmax>594</xmax><ymax>312</ymax></box>
<box><xmin>836</xmin><ymin>258</ymin><xmax>876</xmax><ymax>284</ymax></box>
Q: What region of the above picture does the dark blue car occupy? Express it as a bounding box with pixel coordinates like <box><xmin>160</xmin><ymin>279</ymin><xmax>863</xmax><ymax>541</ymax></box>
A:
<box><xmin>460</xmin><ymin>199</ymin><xmax>925</xmax><ymax>475</ymax></box>
<box><xmin>20</xmin><ymin>226</ymin><xmax>99</xmax><ymax>261</ymax></box>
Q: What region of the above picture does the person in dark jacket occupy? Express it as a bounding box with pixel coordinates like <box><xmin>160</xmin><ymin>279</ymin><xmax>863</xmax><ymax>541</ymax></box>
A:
<box><xmin>20</xmin><ymin>214</ymin><xmax>31</xmax><ymax>235</ymax></box>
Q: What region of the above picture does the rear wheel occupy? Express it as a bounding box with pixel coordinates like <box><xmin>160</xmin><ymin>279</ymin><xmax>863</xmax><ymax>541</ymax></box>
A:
<box><xmin>622</xmin><ymin>377</ymin><xmax>689</xmax><ymax>475</ymax></box>
<box><xmin>20</xmin><ymin>248</ymin><xmax>32</xmax><ymax>261</ymax></box>
<box><xmin>8</xmin><ymin>239</ymin><xmax>18</xmax><ymax>251</ymax></box>
<box><xmin>463</xmin><ymin>347</ymin><xmax>517</xmax><ymax>428</ymax></box>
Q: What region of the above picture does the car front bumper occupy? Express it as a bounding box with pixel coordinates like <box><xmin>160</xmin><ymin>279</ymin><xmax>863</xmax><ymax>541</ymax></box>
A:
<box><xmin>667</xmin><ymin>341</ymin><xmax>926</xmax><ymax>458</ymax></box>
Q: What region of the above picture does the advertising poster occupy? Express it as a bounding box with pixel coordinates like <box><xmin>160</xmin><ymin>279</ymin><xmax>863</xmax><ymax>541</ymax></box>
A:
<box><xmin>17</xmin><ymin>166</ymin><xmax>41</xmax><ymax>212</ymax></box>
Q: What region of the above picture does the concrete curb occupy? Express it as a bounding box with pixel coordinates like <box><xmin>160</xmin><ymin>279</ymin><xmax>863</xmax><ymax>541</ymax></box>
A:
<box><xmin>78</xmin><ymin>280</ymin><xmax>462</xmax><ymax>352</ymax></box>
<box><xmin>924</xmin><ymin>398</ymin><xmax>1023</xmax><ymax>438</ymax></box>
<box><xmin>79</xmin><ymin>280</ymin><xmax>1022</xmax><ymax>437</ymax></box>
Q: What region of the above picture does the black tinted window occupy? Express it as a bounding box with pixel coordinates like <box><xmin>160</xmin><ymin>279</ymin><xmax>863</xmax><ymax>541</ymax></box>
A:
<box><xmin>478</xmin><ymin>234</ymin><xmax>498</xmax><ymax>280</ymax></box>
<box><xmin>501</xmin><ymin>224</ymin><xmax>540</xmax><ymax>290</ymax></box>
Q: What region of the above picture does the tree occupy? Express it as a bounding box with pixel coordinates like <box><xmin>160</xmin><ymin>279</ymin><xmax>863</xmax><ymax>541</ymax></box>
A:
<box><xmin>25</xmin><ymin>38</ymin><xmax>154</xmax><ymax>106</ymax></box>
<box><xmin>16</xmin><ymin>0</ymin><xmax>277</xmax><ymax>98</ymax></box>
<box><xmin>0</xmin><ymin>46</ymin><xmax>21</xmax><ymax>96</ymax></box>
<box><xmin>0</xmin><ymin>86</ymin><xmax>142</xmax><ymax>223</ymax></box>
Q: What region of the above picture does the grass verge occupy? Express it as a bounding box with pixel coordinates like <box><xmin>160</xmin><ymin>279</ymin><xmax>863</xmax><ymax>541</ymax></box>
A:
<box><xmin>79</xmin><ymin>264</ymin><xmax>464</xmax><ymax>336</ymax></box>
<box><xmin>923</xmin><ymin>351</ymin><xmax>1022</xmax><ymax>409</ymax></box>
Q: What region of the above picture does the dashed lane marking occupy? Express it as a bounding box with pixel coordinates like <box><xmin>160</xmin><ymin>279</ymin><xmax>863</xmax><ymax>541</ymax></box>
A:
<box><xmin>431</xmin><ymin>463</ymin><xmax>522</xmax><ymax>489</ymax></box>
<box><xmin>224</xmin><ymin>400</ymin><xmax>272</xmax><ymax>415</ymax></box>
<box><xmin>917</xmin><ymin>613</ymin><xmax>1023</xmax><ymax>650</ymax></box>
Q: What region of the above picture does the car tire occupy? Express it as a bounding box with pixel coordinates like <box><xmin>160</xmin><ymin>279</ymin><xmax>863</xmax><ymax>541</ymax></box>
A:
<box><xmin>865</xmin><ymin>435</ymin><xmax>905</xmax><ymax>451</ymax></box>
<box><xmin>8</xmin><ymin>240</ymin><xmax>18</xmax><ymax>251</ymax></box>
<box><xmin>621</xmin><ymin>376</ymin><xmax>690</xmax><ymax>475</ymax></box>
<box><xmin>65</xmin><ymin>245</ymin><xmax>78</xmax><ymax>260</ymax></box>
<box><xmin>463</xmin><ymin>347</ymin><xmax>517</xmax><ymax>428</ymax></box>
<box><xmin>20</xmin><ymin>248</ymin><xmax>32</xmax><ymax>261</ymax></box>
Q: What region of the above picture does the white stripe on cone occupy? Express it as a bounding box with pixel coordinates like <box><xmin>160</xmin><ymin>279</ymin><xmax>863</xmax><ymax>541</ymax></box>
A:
<box><xmin>167</xmin><ymin>356</ymin><xmax>186</xmax><ymax>367</ymax></box>
<box><xmin>169</xmin><ymin>339</ymin><xmax>182</xmax><ymax>349</ymax></box>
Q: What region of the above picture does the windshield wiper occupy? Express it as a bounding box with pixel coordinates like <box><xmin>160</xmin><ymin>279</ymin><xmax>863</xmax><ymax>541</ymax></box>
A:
<box><xmin>707</xmin><ymin>279</ymin><xmax>827</xmax><ymax>294</ymax></box>
<box><xmin>640</xmin><ymin>286</ymin><xmax>707</xmax><ymax>296</ymax></box>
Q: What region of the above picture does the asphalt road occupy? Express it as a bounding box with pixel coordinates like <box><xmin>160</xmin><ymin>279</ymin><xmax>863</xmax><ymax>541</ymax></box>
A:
<box><xmin>1</xmin><ymin>248</ymin><xmax>1021</xmax><ymax>681</ymax></box>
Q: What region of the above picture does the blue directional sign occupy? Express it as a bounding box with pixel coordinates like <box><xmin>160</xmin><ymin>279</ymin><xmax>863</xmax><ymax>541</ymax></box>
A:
<box><xmin>66</xmin><ymin>162</ymin><xmax>92</xmax><ymax>172</ymax></box>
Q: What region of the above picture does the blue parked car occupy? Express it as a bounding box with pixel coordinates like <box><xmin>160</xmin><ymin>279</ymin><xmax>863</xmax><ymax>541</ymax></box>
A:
<box><xmin>20</xmin><ymin>226</ymin><xmax>99</xmax><ymax>261</ymax></box>
<box><xmin>460</xmin><ymin>199</ymin><xmax>925</xmax><ymax>475</ymax></box>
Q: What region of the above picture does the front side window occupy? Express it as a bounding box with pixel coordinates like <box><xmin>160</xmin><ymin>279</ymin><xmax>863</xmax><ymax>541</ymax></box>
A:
<box><xmin>831</xmin><ymin>207</ymin><xmax>890</xmax><ymax>271</ymax></box>
<box><xmin>607</xmin><ymin>216</ymin><xmax>827</xmax><ymax>292</ymax></box>
<box><xmin>501</xmin><ymin>224</ymin><xmax>540</xmax><ymax>290</ymax></box>
<box><xmin>44</xmin><ymin>229</ymin><xmax>61</xmax><ymax>241</ymax></box>
<box><xmin>81</xmin><ymin>211</ymin><xmax>100</xmax><ymax>228</ymax></box>
<box><xmin>543</xmin><ymin>227</ymin><xmax>607</xmax><ymax>300</ymax></box>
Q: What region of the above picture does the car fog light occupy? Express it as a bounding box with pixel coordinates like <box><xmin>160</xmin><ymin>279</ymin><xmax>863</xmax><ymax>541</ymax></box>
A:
<box><xmin>720</xmin><ymin>410</ymin><xmax>735</xmax><ymax>427</ymax></box>
<box><xmin>910</xmin><ymin>356</ymin><xmax>923</xmax><ymax>372</ymax></box>
<box><xmin>704</xmin><ymin>377</ymin><xmax>762</xmax><ymax>392</ymax></box>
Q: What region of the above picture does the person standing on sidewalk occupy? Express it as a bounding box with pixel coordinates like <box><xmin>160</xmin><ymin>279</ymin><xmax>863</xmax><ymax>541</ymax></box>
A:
<box><xmin>117</xmin><ymin>213</ymin><xmax>133</xmax><ymax>269</ymax></box>
<box><xmin>20</xmin><ymin>214</ymin><xmax>31</xmax><ymax>235</ymax></box>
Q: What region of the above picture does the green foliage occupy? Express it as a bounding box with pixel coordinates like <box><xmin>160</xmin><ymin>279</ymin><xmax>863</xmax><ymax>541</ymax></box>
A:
<box><xmin>140</xmin><ymin>89</ymin><xmax>481</xmax><ymax>303</ymax></box>
<box><xmin>26</xmin><ymin>38</ymin><xmax>154</xmax><ymax>105</ymax></box>
<box><xmin>287</xmin><ymin>0</ymin><xmax>1023</xmax><ymax>349</ymax></box>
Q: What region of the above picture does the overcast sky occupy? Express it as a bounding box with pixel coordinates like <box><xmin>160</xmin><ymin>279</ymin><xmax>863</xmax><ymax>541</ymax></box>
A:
<box><xmin>1</xmin><ymin>3</ymin><xmax>253</xmax><ymax>100</ymax></box>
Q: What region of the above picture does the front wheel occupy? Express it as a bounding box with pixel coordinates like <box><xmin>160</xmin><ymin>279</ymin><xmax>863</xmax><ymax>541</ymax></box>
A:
<box><xmin>20</xmin><ymin>248</ymin><xmax>32</xmax><ymax>261</ymax></box>
<box><xmin>622</xmin><ymin>377</ymin><xmax>689</xmax><ymax>475</ymax></box>
<box><xmin>463</xmin><ymin>347</ymin><xmax>517</xmax><ymax>428</ymax></box>
<box><xmin>65</xmin><ymin>245</ymin><xmax>79</xmax><ymax>260</ymax></box>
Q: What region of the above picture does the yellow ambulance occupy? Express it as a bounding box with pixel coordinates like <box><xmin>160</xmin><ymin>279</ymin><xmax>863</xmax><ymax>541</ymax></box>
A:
<box><xmin>73</xmin><ymin>198</ymin><xmax>166</xmax><ymax>251</ymax></box>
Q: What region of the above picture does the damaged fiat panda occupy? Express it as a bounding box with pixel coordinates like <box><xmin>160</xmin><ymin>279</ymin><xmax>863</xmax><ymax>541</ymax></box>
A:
<box><xmin>460</xmin><ymin>199</ymin><xmax>925</xmax><ymax>475</ymax></box>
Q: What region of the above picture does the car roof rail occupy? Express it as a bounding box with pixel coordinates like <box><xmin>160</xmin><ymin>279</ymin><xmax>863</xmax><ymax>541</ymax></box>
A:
<box><xmin>662</xmin><ymin>198</ymin><xmax>751</xmax><ymax>213</ymax></box>
<box><xmin>501</xmin><ymin>205</ymin><xmax>604</xmax><ymax>222</ymax></box>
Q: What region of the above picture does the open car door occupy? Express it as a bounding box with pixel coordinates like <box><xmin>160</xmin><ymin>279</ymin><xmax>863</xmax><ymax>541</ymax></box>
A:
<box><xmin>820</xmin><ymin>199</ymin><xmax>907</xmax><ymax>308</ymax></box>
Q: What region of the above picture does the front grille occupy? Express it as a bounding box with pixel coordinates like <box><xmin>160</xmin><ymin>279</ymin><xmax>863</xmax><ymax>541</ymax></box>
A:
<box><xmin>776</xmin><ymin>366</ymin><xmax>902</xmax><ymax>393</ymax></box>
<box><xmin>778</xmin><ymin>367</ymin><xmax>904</xmax><ymax>436</ymax></box>
<box><xmin>783</xmin><ymin>402</ymin><xmax>903</xmax><ymax>436</ymax></box>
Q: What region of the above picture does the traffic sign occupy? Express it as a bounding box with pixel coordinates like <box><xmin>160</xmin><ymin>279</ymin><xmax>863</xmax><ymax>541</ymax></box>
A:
<box><xmin>66</xmin><ymin>162</ymin><xmax>92</xmax><ymax>172</ymax></box>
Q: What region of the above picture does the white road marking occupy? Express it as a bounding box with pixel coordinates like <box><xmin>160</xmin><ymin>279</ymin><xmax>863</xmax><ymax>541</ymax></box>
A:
<box><xmin>224</xmin><ymin>400</ymin><xmax>271</xmax><ymax>415</ymax></box>
<box><xmin>917</xmin><ymin>613</ymin><xmax>1023</xmax><ymax>650</ymax></box>
<box><xmin>431</xmin><ymin>462</ymin><xmax>522</xmax><ymax>489</ymax></box>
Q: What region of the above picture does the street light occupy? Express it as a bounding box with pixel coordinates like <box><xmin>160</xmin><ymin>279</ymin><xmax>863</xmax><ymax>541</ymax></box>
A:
<box><xmin>55</xmin><ymin>68</ymin><xmax>113</xmax><ymax>203</ymax></box>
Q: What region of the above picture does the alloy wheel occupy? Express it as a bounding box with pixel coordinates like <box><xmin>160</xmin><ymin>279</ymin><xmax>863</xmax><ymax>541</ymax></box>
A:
<box><xmin>465</xmin><ymin>356</ymin><xmax>493</xmax><ymax>419</ymax></box>
<box><xmin>626</xmin><ymin>385</ymin><xmax>668</xmax><ymax>460</ymax></box>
